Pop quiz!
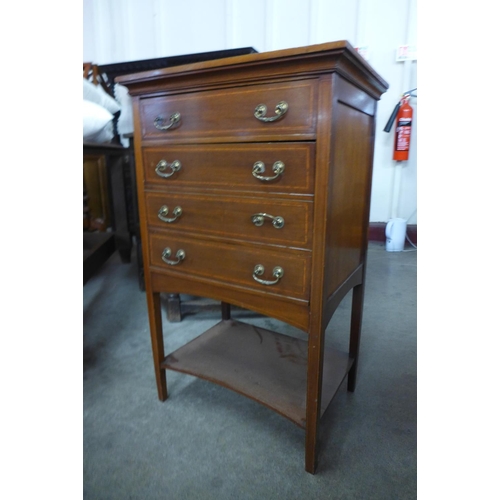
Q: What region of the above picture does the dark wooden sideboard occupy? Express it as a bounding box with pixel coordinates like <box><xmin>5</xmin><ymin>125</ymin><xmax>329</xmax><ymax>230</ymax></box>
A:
<box><xmin>83</xmin><ymin>142</ymin><xmax>133</xmax><ymax>285</ymax></box>
<box><xmin>118</xmin><ymin>41</ymin><xmax>388</xmax><ymax>473</ymax></box>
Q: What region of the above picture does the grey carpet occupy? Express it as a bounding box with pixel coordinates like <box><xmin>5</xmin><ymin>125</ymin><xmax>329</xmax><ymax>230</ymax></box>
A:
<box><xmin>83</xmin><ymin>242</ymin><xmax>416</xmax><ymax>499</ymax></box>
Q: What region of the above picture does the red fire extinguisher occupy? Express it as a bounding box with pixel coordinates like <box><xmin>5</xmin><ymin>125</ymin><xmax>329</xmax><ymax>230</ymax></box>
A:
<box><xmin>393</xmin><ymin>96</ymin><xmax>413</xmax><ymax>161</ymax></box>
<box><xmin>384</xmin><ymin>90</ymin><xmax>415</xmax><ymax>161</ymax></box>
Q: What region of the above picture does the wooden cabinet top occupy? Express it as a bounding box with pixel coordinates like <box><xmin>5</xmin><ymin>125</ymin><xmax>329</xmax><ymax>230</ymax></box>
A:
<box><xmin>117</xmin><ymin>40</ymin><xmax>388</xmax><ymax>100</ymax></box>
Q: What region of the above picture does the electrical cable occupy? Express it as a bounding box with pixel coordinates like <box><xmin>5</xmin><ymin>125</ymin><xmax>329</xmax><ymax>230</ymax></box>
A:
<box><xmin>405</xmin><ymin>232</ymin><xmax>417</xmax><ymax>249</ymax></box>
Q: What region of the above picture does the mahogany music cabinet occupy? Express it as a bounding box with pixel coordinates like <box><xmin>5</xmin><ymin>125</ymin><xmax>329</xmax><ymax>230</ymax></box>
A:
<box><xmin>118</xmin><ymin>41</ymin><xmax>388</xmax><ymax>474</ymax></box>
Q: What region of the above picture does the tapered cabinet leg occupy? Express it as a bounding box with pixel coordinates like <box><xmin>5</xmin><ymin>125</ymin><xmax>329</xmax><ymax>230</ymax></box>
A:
<box><xmin>305</xmin><ymin>405</ymin><xmax>320</xmax><ymax>473</ymax></box>
<box><xmin>147</xmin><ymin>290</ymin><xmax>168</xmax><ymax>401</ymax></box>
<box><xmin>304</xmin><ymin>322</ymin><xmax>325</xmax><ymax>474</ymax></box>
<box><xmin>348</xmin><ymin>283</ymin><xmax>365</xmax><ymax>392</ymax></box>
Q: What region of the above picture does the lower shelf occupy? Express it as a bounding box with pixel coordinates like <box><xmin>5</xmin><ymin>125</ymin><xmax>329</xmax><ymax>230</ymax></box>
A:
<box><xmin>162</xmin><ymin>319</ymin><xmax>353</xmax><ymax>428</ymax></box>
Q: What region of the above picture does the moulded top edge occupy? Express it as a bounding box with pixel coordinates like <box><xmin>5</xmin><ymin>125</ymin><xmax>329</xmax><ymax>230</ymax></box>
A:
<box><xmin>116</xmin><ymin>40</ymin><xmax>388</xmax><ymax>92</ymax></box>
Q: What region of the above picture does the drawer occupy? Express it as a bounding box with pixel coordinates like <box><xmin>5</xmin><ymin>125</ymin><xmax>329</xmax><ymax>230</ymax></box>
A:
<box><xmin>145</xmin><ymin>192</ymin><xmax>313</xmax><ymax>249</ymax></box>
<box><xmin>140</xmin><ymin>79</ymin><xmax>317</xmax><ymax>141</ymax></box>
<box><xmin>142</xmin><ymin>143</ymin><xmax>315</xmax><ymax>194</ymax></box>
<box><xmin>149</xmin><ymin>233</ymin><xmax>311</xmax><ymax>301</ymax></box>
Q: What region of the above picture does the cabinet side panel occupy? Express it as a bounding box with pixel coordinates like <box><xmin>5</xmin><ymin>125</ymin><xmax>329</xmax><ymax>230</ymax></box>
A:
<box><xmin>326</xmin><ymin>77</ymin><xmax>376</xmax><ymax>298</ymax></box>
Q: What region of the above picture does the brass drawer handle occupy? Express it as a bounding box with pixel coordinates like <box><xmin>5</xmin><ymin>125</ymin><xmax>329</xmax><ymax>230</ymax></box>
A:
<box><xmin>154</xmin><ymin>112</ymin><xmax>181</xmax><ymax>130</ymax></box>
<box><xmin>155</xmin><ymin>159</ymin><xmax>182</xmax><ymax>178</ymax></box>
<box><xmin>251</xmin><ymin>213</ymin><xmax>285</xmax><ymax>229</ymax></box>
<box><xmin>254</xmin><ymin>101</ymin><xmax>288</xmax><ymax>122</ymax></box>
<box><xmin>161</xmin><ymin>247</ymin><xmax>185</xmax><ymax>266</ymax></box>
<box><xmin>252</xmin><ymin>161</ymin><xmax>285</xmax><ymax>182</ymax></box>
<box><xmin>253</xmin><ymin>265</ymin><xmax>284</xmax><ymax>286</ymax></box>
<box><xmin>158</xmin><ymin>205</ymin><xmax>182</xmax><ymax>223</ymax></box>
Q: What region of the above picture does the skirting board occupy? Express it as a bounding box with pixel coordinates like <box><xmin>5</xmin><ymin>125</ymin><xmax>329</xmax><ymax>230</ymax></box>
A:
<box><xmin>369</xmin><ymin>223</ymin><xmax>417</xmax><ymax>245</ymax></box>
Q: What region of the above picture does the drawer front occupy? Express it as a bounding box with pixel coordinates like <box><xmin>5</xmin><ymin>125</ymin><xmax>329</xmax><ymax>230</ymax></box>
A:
<box><xmin>145</xmin><ymin>192</ymin><xmax>313</xmax><ymax>249</ymax></box>
<box><xmin>140</xmin><ymin>79</ymin><xmax>317</xmax><ymax>141</ymax></box>
<box><xmin>142</xmin><ymin>143</ymin><xmax>315</xmax><ymax>194</ymax></box>
<box><xmin>149</xmin><ymin>233</ymin><xmax>311</xmax><ymax>300</ymax></box>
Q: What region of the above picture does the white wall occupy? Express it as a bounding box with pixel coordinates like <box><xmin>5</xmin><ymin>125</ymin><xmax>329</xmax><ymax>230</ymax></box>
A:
<box><xmin>83</xmin><ymin>0</ymin><xmax>417</xmax><ymax>224</ymax></box>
